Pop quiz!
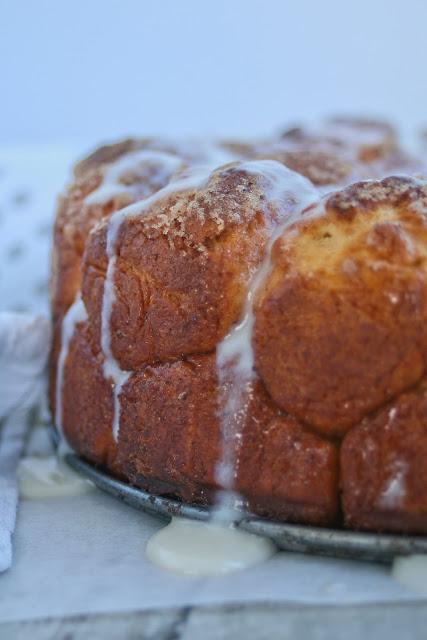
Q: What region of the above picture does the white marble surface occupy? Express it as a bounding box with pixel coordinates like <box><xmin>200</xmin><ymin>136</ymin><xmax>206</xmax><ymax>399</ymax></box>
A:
<box><xmin>0</xmin><ymin>477</ymin><xmax>425</xmax><ymax>625</ymax></box>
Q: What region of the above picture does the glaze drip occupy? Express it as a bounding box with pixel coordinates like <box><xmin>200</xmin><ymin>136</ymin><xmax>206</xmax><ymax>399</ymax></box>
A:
<box><xmin>215</xmin><ymin>162</ymin><xmax>319</xmax><ymax>514</ymax></box>
<box><xmin>380</xmin><ymin>461</ymin><xmax>407</xmax><ymax>508</ymax></box>
<box><xmin>85</xmin><ymin>149</ymin><xmax>183</xmax><ymax>206</ymax></box>
<box><xmin>55</xmin><ymin>295</ymin><xmax>88</xmax><ymax>441</ymax></box>
<box><xmin>100</xmin><ymin>161</ymin><xmax>223</xmax><ymax>441</ymax></box>
<box><xmin>18</xmin><ymin>455</ymin><xmax>94</xmax><ymax>499</ymax></box>
<box><xmin>146</xmin><ymin>517</ymin><xmax>276</xmax><ymax>577</ymax></box>
<box><xmin>392</xmin><ymin>555</ymin><xmax>427</xmax><ymax>594</ymax></box>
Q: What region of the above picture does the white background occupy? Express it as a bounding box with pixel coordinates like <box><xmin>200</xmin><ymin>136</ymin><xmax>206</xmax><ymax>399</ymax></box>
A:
<box><xmin>2</xmin><ymin>0</ymin><xmax>427</xmax><ymax>147</ymax></box>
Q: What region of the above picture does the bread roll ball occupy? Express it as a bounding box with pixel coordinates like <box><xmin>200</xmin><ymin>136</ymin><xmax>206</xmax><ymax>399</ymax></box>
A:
<box><xmin>281</xmin><ymin>116</ymin><xmax>397</xmax><ymax>162</ymax></box>
<box><xmin>254</xmin><ymin>142</ymin><xmax>355</xmax><ymax>186</ymax></box>
<box><xmin>341</xmin><ymin>378</ymin><xmax>427</xmax><ymax>533</ymax></box>
<box><xmin>52</xmin><ymin>147</ymin><xmax>183</xmax><ymax>318</ymax></box>
<box><xmin>81</xmin><ymin>161</ymin><xmax>317</xmax><ymax>370</ymax></box>
<box><xmin>60</xmin><ymin>321</ymin><xmax>115</xmax><ymax>468</ymax></box>
<box><xmin>254</xmin><ymin>176</ymin><xmax>427</xmax><ymax>435</ymax></box>
<box><xmin>255</xmin><ymin>117</ymin><xmax>423</xmax><ymax>187</ymax></box>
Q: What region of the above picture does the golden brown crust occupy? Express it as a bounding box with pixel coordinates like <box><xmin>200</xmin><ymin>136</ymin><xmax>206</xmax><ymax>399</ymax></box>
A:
<box><xmin>281</xmin><ymin>116</ymin><xmax>397</xmax><ymax>163</ymax></box>
<box><xmin>73</xmin><ymin>136</ymin><xmax>237</xmax><ymax>179</ymax></box>
<box><xmin>116</xmin><ymin>354</ymin><xmax>222</xmax><ymax>503</ymax></box>
<box><xmin>61</xmin><ymin>322</ymin><xmax>116</xmax><ymax>468</ymax></box>
<box><xmin>254</xmin><ymin>142</ymin><xmax>355</xmax><ymax>185</ymax></box>
<box><xmin>257</xmin><ymin>117</ymin><xmax>425</xmax><ymax>188</ymax></box>
<box><xmin>73</xmin><ymin>138</ymin><xmax>149</xmax><ymax>178</ymax></box>
<box><xmin>254</xmin><ymin>176</ymin><xmax>427</xmax><ymax>435</ymax></box>
<box><xmin>50</xmin><ymin>149</ymin><xmax>185</xmax><ymax>413</ymax></box>
<box><xmin>341</xmin><ymin>378</ymin><xmax>427</xmax><ymax>533</ymax></box>
<box><xmin>51</xmin><ymin>134</ymin><xmax>427</xmax><ymax>533</ymax></box>
<box><xmin>52</xmin><ymin>149</ymin><xmax>184</xmax><ymax>319</ymax></box>
<box><xmin>50</xmin><ymin>170</ymin><xmax>112</xmax><ymax>413</ymax></box>
<box><xmin>237</xmin><ymin>411</ymin><xmax>339</xmax><ymax>524</ymax></box>
<box><xmin>65</xmin><ymin>329</ymin><xmax>339</xmax><ymax>525</ymax></box>
<box><xmin>81</xmin><ymin>163</ymin><xmax>297</xmax><ymax>369</ymax></box>
<box><xmin>56</xmin><ymin>136</ymin><xmax>236</xmax><ymax>328</ymax></box>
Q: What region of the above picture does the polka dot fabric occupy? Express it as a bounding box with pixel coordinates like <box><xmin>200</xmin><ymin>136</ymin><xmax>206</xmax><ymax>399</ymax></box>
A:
<box><xmin>0</xmin><ymin>145</ymin><xmax>81</xmax><ymax>314</ymax></box>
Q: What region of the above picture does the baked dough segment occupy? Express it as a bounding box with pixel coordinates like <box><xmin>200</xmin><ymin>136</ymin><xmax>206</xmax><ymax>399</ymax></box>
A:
<box><xmin>81</xmin><ymin>162</ymin><xmax>305</xmax><ymax>370</ymax></box>
<box><xmin>281</xmin><ymin>117</ymin><xmax>397</xmax><ymax>160</ymax></box>
<box><xmin>114</xmin><ymin>353</ymin><xmax>339</xmax><ymax>525</ymax></box>
<box><xmin>52</xmin><ymin>147</ymin><xmax>183</xmax><ymax>320</ymax></box>
<box><xmin>254</xmin><ymin>176</ymin><xmax>427</xmax><ymax>435</ymax></box>
<box><xmin>50</xmin><ymin>147</ymin><xmax>184</xmax><ymax>413</ymax></box>
<box><xmin>255</xmin><ymin>117</ymin><xmax>422</xmax><ymax>187</ymax></box>
<box><xmin>73</xmin><ymin>138</ymin><xmax>149</xmax><ymax>178</ymax></box>
<box><xmin>60</xmin><ymin>322</ymin><xmax>115</xmax><ymax>469</ymax></box>
<box><xmin>237</xmin><ymin>411</ymin><xmax>339</xmax><ymax>525</ymax></box>
<box><xmin>341</xmin><ymin>378</ymin><xmax>427</xmax><ymax>533</ymax></box>
<box><xmin>254</xmin><ymin>140</ymin><xmax>355</xmax><ymax>186</ymax></box>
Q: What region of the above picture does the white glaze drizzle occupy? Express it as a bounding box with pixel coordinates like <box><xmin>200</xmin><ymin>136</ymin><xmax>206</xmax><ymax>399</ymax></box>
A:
<box><xmin>100</xmin><ymin>161</ymin><xmax>222</xmax><ymax>441</ymax></box>
<box><xmin>101</xmin><ymin>254</ymin><xmax>131</xmax><ymax>442</ymax></box>
<box><xmin>142</xmin><ymin>137</ymin><xmax>235</xmax><ymax>168</ymax></box>
<box><xmin>18</xmin><ymin>455</ymin><xmax>94</xmax><ymax>499</ymax></box>
<box><xmin>146</xmin><ymin>517</ymin><xmax>276</xmax><ymax>577</ymax></box>
<box><xmin>55</xmin><ymin>154</ymin><xmax>177</xmax><ymax>446</ymax></box>
<box><xmin>392</xmin><ymin>555</ymin><xmax>427</xmax><ymax>594</ymax></box>
<box><xmin>147</xmin><ymin>165</ymin><xmax>319</xmax><ymax>576</ymax></box>
<box><xmin>72</xmin><ymin>149</ymin><xmax>182</xmax><ymax>440</ymax></box>
<box><xmin>85</xmin><ymin>149</ymin><xmax>183</xmax><ymax>206</ymax></box>
<box><xmin>55</xmin><ymin>145</ymin><xmax>235</xmax><ymax>446</ymax></box>
<box><xmin>93</xmin><ymin>156</ymin><xmax>318</xmax><ymax>574</ymax></box>
<box><xmin>55</xmin><ymin>295</ymin><xmax>88</xmax><ymax>441</ymax></box>
<box><xmin>214</xmin><ymin>162</ymin><xmax>319</xmax><ymax>516</ymax></box>
<box><xmin>379</xmin><ymin>460</ymin><xmax>407</xmax><ymax>508</ymax></box>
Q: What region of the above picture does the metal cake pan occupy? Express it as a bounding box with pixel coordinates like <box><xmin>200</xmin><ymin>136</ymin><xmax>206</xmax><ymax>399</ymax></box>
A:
<box><xmin>65</xmin><ymin>452</ymin><xmax>427</xmax><ymax>564</ymax></box>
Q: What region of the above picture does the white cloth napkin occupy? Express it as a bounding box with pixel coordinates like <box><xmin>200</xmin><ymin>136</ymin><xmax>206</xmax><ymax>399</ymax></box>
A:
<box><xmin>0</xmin><ymin>313</ymin><xmax>50</xmax><ymax>572</ymax></box>
<box><xmin>0</xmin><ymin>408</ymin><xmax>31</xmax><ymax>572</ymax></box>
<box><xmin>0</xmin><ymin>314</ymin><xmax>50</xmax><ymax>419</ymax></box>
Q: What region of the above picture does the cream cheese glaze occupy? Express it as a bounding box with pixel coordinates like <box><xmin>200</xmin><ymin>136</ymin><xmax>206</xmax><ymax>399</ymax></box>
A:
<box><xmin>100</xmin><ymin>161</ymin><xmax>218</xmax><ymax>441</ymax></box>
<box><xmin>85</xmin><ymin>149</ymin><xmax>183</xmax><ymax>206</ymax></box>
<box><xmin>392</xmin><ymin>555</ymin><xmax>427</xmax><ymax>594</ymax></box>
<box><xmin>146</xmin><ymin>517</ymin><xmax>276</xmax><ymax>577</ymax></box>
<box><xmin>100</xmin><ymin>158</ymin><xmax>319</xmax><ymax>452</ymax></box>
<box><xmin>214</xmin><ymin>162</ymin><xmax>319</xmax><ymax>511</ymax></box>
<box><xmin>18</xmin><ymin>455</ymin><xmax>94</xmax><ymax>499</ymax></box>
<box><xmin>145</xmin><ymin>164</ymin><xmax>318</xmax><ymax>575</ymax></box>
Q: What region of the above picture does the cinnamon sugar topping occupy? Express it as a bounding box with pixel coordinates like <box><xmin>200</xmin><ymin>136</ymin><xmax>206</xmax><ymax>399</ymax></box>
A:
<box><xmin>325</xmin><ymin>176</ymin><xmax>427</xmax><ymax>217</ymax></box>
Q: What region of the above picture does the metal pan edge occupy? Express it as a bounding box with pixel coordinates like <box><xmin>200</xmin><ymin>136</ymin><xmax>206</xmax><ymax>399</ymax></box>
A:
<box><xmin>65</xmin><ymin>453</ymin><xmax>427</xmax><ymax>564</ymax></box>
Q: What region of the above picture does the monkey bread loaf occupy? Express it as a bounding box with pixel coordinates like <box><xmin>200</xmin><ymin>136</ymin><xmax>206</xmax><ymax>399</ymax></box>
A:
<box><xmin>50</xmin><ymin>118</ymin><xmax>427</xmax><ymax>533</ymax></box>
